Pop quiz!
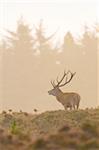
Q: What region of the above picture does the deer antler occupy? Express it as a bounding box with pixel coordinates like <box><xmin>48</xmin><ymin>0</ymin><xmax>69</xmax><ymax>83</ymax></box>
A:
<box><xmin>56</xmin><ymin>70</ymin><xmax>70</xmax><ymax>86</ymax></box>
<box><xmin>51</xmin><ymin>80</ymin><xmax>56</xmax><ymax>88</ymax></box>
<box><xmin>58</xmin><ymin>71</ymin><xmax>76</xmax><ymax>87</ymax></box>
<box><xmin>50</xmin><ymin>70</ymin><xmax>76</xmax><ymax>88</ymax></box>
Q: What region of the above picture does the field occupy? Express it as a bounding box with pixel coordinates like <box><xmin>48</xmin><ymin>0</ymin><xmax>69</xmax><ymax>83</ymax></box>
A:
<box><xmin>0</xmin><ymin>108</ymin><xmax>99</xmax><ymax>150</ymax></box>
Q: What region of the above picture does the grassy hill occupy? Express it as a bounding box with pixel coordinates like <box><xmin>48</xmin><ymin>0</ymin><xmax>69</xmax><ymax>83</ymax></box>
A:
<box><xmin>0</xmin><ymin>108</ymin><xmax>99</xmax><ymax>149</ymax></box>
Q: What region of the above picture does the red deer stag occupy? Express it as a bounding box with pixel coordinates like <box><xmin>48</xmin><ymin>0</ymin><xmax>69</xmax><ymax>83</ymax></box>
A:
<box><xmin>48</xmin><ymin>70</ymin><xmax>80</xmax><ymax>110</ymax></box>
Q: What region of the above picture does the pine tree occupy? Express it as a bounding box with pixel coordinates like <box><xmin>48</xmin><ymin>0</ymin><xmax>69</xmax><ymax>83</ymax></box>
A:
<box><xmin>34</xmin><ymin>20</ymin><xmax>55</xmax><ymax>56</ymax></box>
<box><xmin>6</xmin><ymin>17</ymin><xmax>34</xmax><ymax>56</ymax></box>
<box><xmin>2</xmin><ymin>18</ymin><xmax>35</xmax><ymax>103</ymax></box>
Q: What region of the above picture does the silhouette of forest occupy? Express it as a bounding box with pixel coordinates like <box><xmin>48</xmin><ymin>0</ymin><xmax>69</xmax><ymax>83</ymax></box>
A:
<box><xmin>0</xmin><ymin>18</ymin><xmax>98</xmax><ymax>112</ymax></box>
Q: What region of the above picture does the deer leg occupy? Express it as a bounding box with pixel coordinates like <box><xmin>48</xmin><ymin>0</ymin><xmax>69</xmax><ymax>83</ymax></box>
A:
<box><xmin>76</xmin><ymin>101</ymin><xmax>80</xmax><ymax>109</ymax></box>
<box><xmin>70</xmin><ymin>106</ymin><xmax>72</xmax><ymax>110</ymax></box>
<box><xmin>64</xmin><ymin>105</ymin><xmax>67</xmax><ymax>111</ymax></box>
<box><xmin>73</xmin><ymin>105</ymin><xmax>75</xmax><ymax>110</ymax></box>
<box><xmin>76</xmin><ymin>104</ymin><xmax>79</xmax><ymax>109</ymax></box>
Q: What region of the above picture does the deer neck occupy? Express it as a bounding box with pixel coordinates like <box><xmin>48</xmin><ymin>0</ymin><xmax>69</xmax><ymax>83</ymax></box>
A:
<box><xmin>56</xmin><ymin>89</ymin><xmax>64</xmax><ymax>102</ymax></box>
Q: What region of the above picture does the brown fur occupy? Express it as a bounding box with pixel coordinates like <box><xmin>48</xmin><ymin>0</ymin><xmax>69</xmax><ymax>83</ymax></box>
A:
<box><xmin>48</xmin><ymin>87</ymin><xmax>80</xmax><ymax>110</ymax></box>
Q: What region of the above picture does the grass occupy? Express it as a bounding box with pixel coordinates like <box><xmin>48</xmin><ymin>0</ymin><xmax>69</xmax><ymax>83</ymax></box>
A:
<box><xmin>0</xmin><ymin>108</ymin><xmax>99</xmax><ymax>149</ymax></box>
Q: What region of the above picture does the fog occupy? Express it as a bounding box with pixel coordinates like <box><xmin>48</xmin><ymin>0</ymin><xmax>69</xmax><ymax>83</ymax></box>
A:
<box><xmin>0</xmin><ymin>0</ymin><xmax>98</xmax><ymax>112</ymax></box>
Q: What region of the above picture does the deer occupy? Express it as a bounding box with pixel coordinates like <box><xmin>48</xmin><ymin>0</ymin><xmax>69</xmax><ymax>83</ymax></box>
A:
<box><xmin>48</xmin><ymin>70</ymin><xmax>80</xmax><ymax>110</ymax></box>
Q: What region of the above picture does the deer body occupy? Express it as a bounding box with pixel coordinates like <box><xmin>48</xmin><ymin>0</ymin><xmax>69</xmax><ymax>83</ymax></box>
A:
<box><xmin>48</xmin><ymin>70</ymin><xmax>81</xmax><ymax>110</ymax></box>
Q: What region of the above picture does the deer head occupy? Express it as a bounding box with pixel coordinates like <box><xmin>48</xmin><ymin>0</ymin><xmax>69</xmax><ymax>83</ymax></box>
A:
<box><xmin>48</xmin><ymin>70</ymin><xmax>76</xmax><ymax>96</ymax></box>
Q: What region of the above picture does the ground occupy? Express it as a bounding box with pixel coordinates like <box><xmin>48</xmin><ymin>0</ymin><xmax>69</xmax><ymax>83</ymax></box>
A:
<box><xmin>0</xmin><ymin>108</ymin><xmax>99</xmax><ymax>150</ymax></box>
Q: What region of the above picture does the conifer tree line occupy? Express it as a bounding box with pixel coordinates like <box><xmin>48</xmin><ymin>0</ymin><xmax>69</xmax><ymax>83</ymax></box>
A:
<box><xmin>0</xmin><ymin>18</ymin><xmax>98</xmax><ymax>109</ymax></box>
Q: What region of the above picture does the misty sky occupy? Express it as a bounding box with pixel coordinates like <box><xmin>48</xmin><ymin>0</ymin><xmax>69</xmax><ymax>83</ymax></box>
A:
<box><xmin>0</xmin><ymin>0</ymin><xmax>98</xmax><ymax>40</ymax></box>
<box><xmin>0</xmin><ymin>0</ymin><xmax>99</xmax><ymax>112</ymax></box>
